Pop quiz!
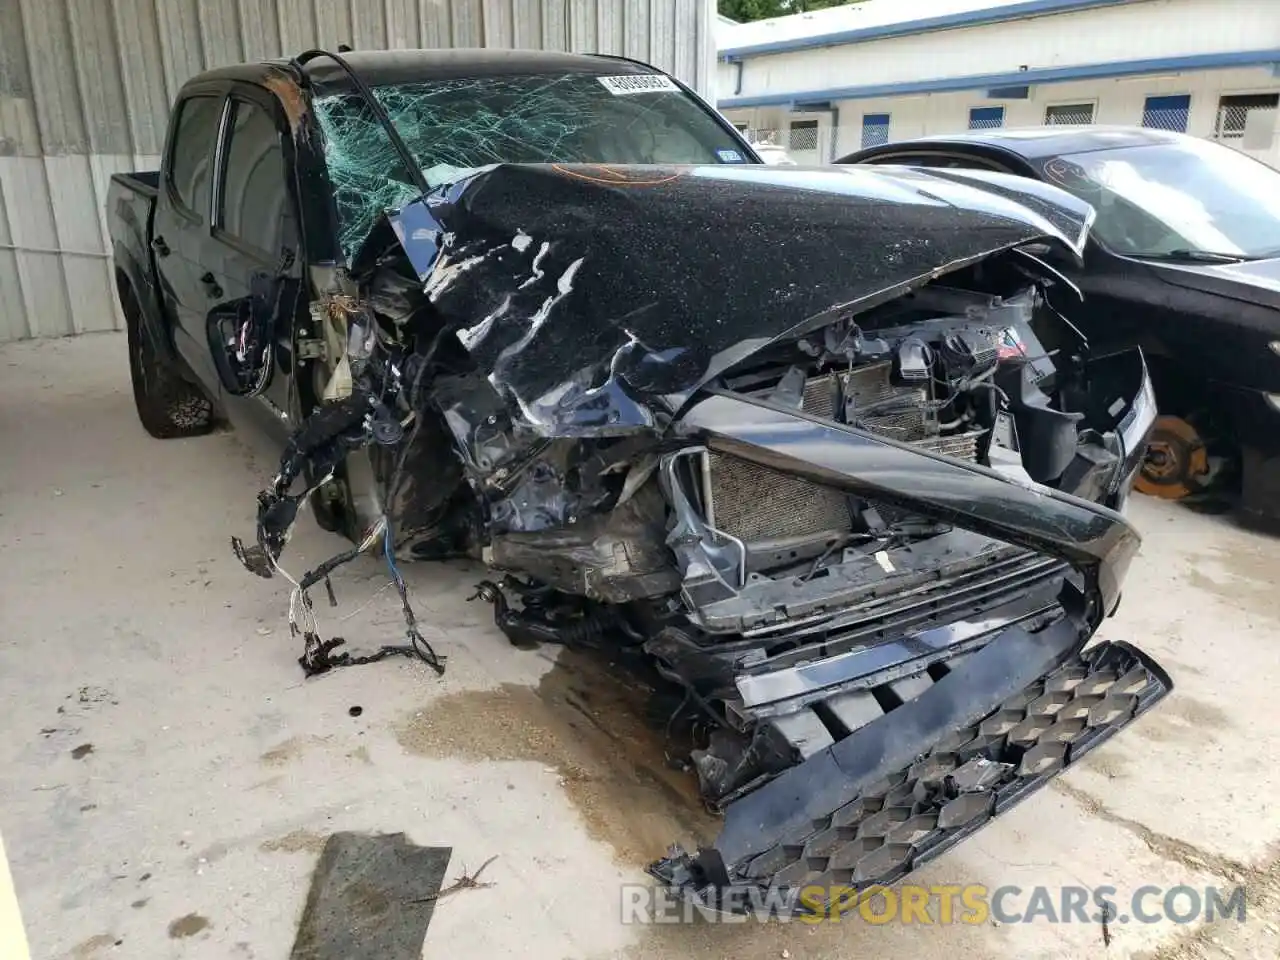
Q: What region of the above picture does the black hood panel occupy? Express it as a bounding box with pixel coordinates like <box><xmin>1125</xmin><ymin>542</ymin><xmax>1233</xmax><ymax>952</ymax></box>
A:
<box><xmin>376</xmin><ymin>163</ymin><xmax>1093</xmax><ymax>433</ymax></box>
<box><xmin>1150</xmin><ymin>256</ymin><xmax>1280</xmax><ymax>312</ymax></box>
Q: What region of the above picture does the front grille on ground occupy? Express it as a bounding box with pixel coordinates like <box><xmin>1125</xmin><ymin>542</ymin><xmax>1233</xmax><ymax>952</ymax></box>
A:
<box><xmin>735</xmin><ymin>643</ymin><xmax>1167</xmax><ymax>907</ymax></box>
<box><xmin>650</xmin><ymin>640</ymin><xmax>1171</xmax><ymax>916</ymax></box>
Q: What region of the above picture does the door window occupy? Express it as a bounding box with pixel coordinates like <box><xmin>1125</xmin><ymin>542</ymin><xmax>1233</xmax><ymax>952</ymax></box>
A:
<box><xmin>168</xmin><ymin>95</ymin><xmax>222</xmax><ymax>219</ymax></box>
<box><xmin>218</xmin><ymin>99</ymin><xmax>290</xmax><ymax>255</ymax></box>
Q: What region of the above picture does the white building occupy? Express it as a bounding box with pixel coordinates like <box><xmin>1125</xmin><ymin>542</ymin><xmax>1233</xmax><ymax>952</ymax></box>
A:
<box><xmin>716</xmin><ymin>0</ymin><xmax>1280</xmax><ymax>168</ymax></box>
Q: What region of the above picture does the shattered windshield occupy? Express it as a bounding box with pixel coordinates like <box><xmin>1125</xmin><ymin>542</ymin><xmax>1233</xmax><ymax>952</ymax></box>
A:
<box><xmin>314</xmin><ymin>73</ymin><xmax>753</xmax><ymax>258</ymax></box>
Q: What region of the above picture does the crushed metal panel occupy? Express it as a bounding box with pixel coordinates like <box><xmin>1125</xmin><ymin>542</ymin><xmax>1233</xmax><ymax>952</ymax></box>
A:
<box><xmin>264</xmin><ymin>69</ymin><xmax>311</xmax><ymax>140</ymax></box>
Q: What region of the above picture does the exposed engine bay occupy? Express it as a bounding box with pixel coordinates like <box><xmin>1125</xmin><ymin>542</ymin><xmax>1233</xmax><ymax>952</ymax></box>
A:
<box><xmin>233</xmin><ymin>157</ymin><xmax>1167</xmax><ymax>912</ymax></box>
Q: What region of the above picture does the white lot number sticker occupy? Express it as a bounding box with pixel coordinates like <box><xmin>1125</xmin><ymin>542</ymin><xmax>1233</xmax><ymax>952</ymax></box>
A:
<box><xmin>598</xmin><ymin>74</ymin><xmax>680</xmax><ymax>95</ymax></box>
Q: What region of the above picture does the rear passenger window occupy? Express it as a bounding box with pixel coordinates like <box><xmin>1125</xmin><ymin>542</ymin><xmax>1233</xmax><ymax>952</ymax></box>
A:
<box><xmin>168</xmin><ymin>96</ymin><xmax>222</xmax><ymax>218</ymax></box>
<box><xmin>219</xmin><ymin>100</ymin><xmax>289</xmax><ymax>254</ymax></box>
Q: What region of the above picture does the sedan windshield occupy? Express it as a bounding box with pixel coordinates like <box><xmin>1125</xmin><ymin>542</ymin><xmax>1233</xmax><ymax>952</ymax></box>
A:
<box><xmin>1037</xmin><ymin>139</ymin><xmax>1280</xmax><ymax>260</ymax></box>
<box><xmin>314</xmin><ymin>72</ymin><xmax>753</xmax><ymax>258</ymax></box>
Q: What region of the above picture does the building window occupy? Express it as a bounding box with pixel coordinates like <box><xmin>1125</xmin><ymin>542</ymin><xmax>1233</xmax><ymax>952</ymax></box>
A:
<box><xmin>1215</xmin><ymin>93</ymin><xmax>1279</xmax><ymax>139</ymax></box>
<box><xmin>1044</xmin><ymin>103</ymin><xmax>1095</xmax><ymax>125</ymax></box>
<box><xmin>789</xmin><ymin>119</ymin><xmax>819</xmax><ymax>152</ymax></box>
<box><xmin>1141</xmin><ymin>94</ymin><xmax>1190</xmax><ymax>132</ymax></box>
<box><xmin>968</xmin><ymin>106</ymin><xmax>1005</xmax><ymax>130</ymax></box>
<box><xmin>861</xmin><ymin>113</ymin><xmax>891</xmax><ymax>148</ymax></box>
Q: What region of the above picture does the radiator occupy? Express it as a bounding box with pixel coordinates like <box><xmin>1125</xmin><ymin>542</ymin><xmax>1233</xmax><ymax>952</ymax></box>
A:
<box><xmin>710</xmin><ymin>365</ymin><xmax>982</xmax><ymax>544</ymax></box>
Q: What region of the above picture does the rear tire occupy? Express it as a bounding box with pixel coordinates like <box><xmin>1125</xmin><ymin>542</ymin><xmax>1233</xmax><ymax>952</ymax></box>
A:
<box><xmin>121</xmin><ymin>283</ymin><xmax>214</xmax><ymax>439</ymax></box>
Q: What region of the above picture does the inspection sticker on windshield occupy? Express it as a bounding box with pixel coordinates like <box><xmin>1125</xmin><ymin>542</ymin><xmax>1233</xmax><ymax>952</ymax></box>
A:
<box><xmin>598</xmin><ymin>74</ymin><xmax>680</xmax><ymax>95</ymax></box>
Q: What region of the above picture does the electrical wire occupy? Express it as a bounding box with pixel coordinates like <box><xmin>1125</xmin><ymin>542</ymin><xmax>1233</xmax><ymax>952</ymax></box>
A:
<box><xmin>336</xmin><ymin>579</ymin><xmax>396</xmax><ymax>622</ymax></box>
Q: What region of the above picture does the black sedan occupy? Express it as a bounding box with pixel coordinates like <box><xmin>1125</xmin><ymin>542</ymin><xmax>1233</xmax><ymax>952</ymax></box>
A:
<box><xmin>839</xmin><ymin>126</ymin><xmax>1280</xmax><ymax>526</ymax></box>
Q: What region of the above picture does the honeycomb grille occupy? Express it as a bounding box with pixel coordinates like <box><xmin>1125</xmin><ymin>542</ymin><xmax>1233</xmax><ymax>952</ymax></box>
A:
<box><xmin>708</xmin><ymin>453</ymin><xmax>851</xmax><ymax>543</ymax></box>
<box><xmin>729</xmin><ymin>642</ymin><xmax>1169</xmax><ymax>911</ymax></box>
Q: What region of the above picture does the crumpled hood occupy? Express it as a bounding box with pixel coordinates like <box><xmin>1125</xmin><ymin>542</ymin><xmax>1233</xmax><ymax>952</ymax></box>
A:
<box><xmin>373</xmin><ymin>162</ymin><xmax>1095</xmax><ymax>433</ymax></box>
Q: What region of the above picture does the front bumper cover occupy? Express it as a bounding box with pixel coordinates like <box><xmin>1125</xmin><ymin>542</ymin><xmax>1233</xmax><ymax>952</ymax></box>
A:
<box><xmin>648</xmin><ymin>625</ymin><xmax>1171</xmax><ymax>916</ymax></box>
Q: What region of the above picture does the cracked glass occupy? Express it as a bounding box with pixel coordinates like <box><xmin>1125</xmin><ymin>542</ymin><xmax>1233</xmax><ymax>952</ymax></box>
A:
<box><xmin>313</xmin><ymin>73</ymin><xmax>749</xmax><ymax>259</ymax></box>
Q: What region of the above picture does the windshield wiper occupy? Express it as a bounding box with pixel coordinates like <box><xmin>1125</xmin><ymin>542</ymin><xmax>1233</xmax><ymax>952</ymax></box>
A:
<box><xmin>1131</xmin><ymin>249</ymin><xmax>1252</xmax><ymax>264</ymax></box>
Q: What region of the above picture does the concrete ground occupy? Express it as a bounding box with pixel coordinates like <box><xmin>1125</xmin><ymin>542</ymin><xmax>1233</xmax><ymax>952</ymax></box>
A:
<box><xmin>2</xmin><ymin>332</ymin><xmax>1279</xmax><ymax>960</ymax></box>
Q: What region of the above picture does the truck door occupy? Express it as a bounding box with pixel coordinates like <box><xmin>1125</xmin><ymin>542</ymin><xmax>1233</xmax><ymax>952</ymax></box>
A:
<box><xmin>202</xmin><ymin>86</ymin><xmax>305</xmax><ymax>445</ymax></box>
<box><xmin>152</xmin><ymin>90</ymin><xmax>228</xmax><ymax>391</ymax></box>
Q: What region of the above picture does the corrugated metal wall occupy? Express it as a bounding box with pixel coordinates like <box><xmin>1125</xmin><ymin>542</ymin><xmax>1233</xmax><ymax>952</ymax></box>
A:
<box><xmin>0</xmin><ymin>0</ymin><xmax>716</xmax><ymax>342</ymax></box>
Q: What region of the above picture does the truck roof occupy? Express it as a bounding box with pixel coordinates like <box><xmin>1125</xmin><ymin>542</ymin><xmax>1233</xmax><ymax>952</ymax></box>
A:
<box><xmin>186</xmin><ymin>48</ymin><xmax>665</xmax><ymax>93</ymax></box>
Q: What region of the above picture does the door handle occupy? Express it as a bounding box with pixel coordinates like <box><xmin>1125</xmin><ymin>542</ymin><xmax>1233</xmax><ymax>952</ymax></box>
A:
<box><xmin>199</xmin><ymin>272</ymin><xmax>224</xmax><ymax>299</ymax></box>
<box><xmin>151</xmin><ymin>236</ymin><xmax>170</xmax><ymax>257</ymax></box>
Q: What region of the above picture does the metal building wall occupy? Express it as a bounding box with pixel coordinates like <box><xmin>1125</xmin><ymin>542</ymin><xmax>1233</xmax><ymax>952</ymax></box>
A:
<box><xmin>0</xmin><ymin>0</ymin><xmax>716</xmax><ymax>342</ymax></box>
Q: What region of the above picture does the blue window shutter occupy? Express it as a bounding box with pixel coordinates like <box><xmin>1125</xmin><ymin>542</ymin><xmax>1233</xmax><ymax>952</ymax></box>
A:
<box><xmin>861</xmin><ymin>113</ymin><xmax>891</xmax><ymax>148</ymax></box>
<box><xmin>1142</xmin><ymin>94</ymin><xmax>1191</xmax><ymax>132</ymax></box>
<box><xmin>968</xmin><ymin>106</ymin><xmax>1005</xmax><ymax>129</ymax></box>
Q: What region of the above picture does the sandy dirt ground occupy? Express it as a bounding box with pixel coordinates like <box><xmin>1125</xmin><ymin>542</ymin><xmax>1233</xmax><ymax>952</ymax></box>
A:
<box><xmin>1</xmin><ymin>332</ymin><xmax>1278</xmax><ymax>960</ymax></box>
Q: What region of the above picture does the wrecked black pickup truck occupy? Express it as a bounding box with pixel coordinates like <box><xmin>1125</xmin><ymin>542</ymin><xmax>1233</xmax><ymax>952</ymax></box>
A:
<box><xmin>108</xmin><ymin>48</ymin><xmax>1171</xmax><ymax>914</ymax></box>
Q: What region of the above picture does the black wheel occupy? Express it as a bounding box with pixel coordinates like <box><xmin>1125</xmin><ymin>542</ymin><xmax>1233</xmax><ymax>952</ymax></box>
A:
<box><xmin>121</xmin><ymin>283</ymin><xmax>214</xmax><ymax>439</ymax></box>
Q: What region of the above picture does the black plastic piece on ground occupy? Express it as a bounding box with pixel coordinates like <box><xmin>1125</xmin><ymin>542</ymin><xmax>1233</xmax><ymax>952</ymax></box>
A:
<box><xmin>648</xmin><ymin>635</ymin><xmax>1171</xmax><ymax>917</ymax></box>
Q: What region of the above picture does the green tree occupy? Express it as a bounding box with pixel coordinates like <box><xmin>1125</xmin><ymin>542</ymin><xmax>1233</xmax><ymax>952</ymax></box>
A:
<box><xmin>718</xmin><ymin>0</ymin><xmax>864</xmax><ymax>21</ymax></box>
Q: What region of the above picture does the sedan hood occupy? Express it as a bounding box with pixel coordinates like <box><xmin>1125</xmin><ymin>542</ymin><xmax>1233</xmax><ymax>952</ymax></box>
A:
<box><xmin>369</xmin><ymin>162</ymin><xmax>1095</xmax><ymax>433</ymax></box>
<box><xmin>1147</xmin><ymin>255</ymin><xmax>1280</xmax><ymax>312</ymax></box>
